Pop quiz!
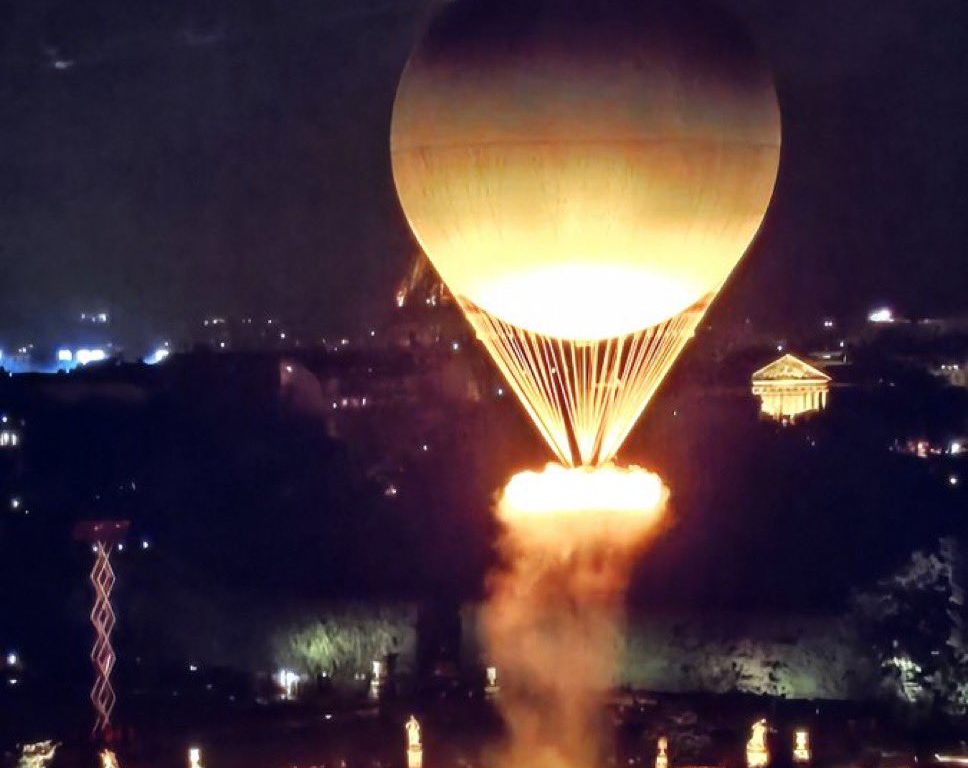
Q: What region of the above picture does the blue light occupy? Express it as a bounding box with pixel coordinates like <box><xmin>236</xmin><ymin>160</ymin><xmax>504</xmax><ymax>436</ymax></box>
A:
<box><xmin>144</xmin><ymin>347</ymin><xmax>170</xmax><ymax>365</ymax></box>
<box><xmin>75</xmin><ymin>348</ymin><xmax>106</xmax><ymax>366</ymax></box>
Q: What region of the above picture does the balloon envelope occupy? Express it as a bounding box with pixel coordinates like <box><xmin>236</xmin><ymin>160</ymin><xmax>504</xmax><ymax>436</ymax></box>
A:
<box><xmin>391</xmin><ymin>0</ymin><xmax>781</xmax><ymax>342</ymax></box>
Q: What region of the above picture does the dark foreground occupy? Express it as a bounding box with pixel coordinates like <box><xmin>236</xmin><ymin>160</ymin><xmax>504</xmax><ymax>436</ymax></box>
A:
<box><xmin>3</xmin><ymin>682</ymin><xmax>964</xmax><ymax>768</ymax></box>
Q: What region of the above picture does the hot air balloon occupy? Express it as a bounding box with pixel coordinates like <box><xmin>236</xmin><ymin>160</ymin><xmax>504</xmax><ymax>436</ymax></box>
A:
<box><xmin>391</xmin><ymin>0</ymin><xmax>781</xmax><ymax>466</ymax></box>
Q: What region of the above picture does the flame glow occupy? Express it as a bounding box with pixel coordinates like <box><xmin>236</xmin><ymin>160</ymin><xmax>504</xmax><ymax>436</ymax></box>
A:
<box><xmin>484</xmin><ymin>465</ymin><xmax>667</xmax><ymax>768</ymax></box>
<box><xmin>501</xmin><ymin>463</ymin><xmax>666</xmax><ymax>519</ymax></box>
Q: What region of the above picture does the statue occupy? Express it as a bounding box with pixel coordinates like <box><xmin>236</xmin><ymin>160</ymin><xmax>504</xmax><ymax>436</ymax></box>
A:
<box><xmin>406</xmin><ymin>716</ymin><xmax>422</xmax><ymax>750</ymax></box>
<box><xmin>406</xmin><ymin>716</ymin><xmax>423</xmax><ymax>768</ymax></box>
<box><xmin>17</xmin><ymin>742</ymin><xmax>58</xmax><ymax>768</ymax></box>
<box><xmin>747</xmin><ymin>719</ymin><xmax>769</xmax><ymax>768</ymax></box>
<box><xmin>656</xmin><ymin>737</ymin><xmax>669</xmax><ymax>768</ymax></box>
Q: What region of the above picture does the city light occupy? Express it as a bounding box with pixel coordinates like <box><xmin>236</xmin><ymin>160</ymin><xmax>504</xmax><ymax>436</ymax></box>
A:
<box><xmin>6</xmin><ymin>652</ymin><xmax>17</xmax><ymax>666</ymax></box>
<box><xmin>75</xmin><ymin>348</ymin><xmax>107</xmax><ymax>366</ymax></box>
<box><xmin>189</xmin><ymin>747</ymin><xmax>203</xmax><ymax>768</ymax></box>
<box><xmin>145</xmin><ymin>347</ymin><xmax>170</xmax><ymax>365</ymax></box>
<box><xmin>868</xmin><ymin>307</ymin><xmax>895</xmax><ymax>323</ymax></box>
<box><xmin>0</xmin><ymin>429</ymin><xmax>18</xmax><ymax>447</ymax></box>
<box><xmin>275</xmin><ymin>668</ymin><xmax>300</xmax><ymax>700</ymax></box>
<box><xmin>57</xmin><ymin>349</ymin><xmax>73</xmax><ymax>362</ymax></box>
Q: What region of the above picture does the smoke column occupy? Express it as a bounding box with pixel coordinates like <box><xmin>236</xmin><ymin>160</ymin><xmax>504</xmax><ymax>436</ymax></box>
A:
<box><xmin>483</xmin><ymin>464</ymin><xmax>668</xmax><ymax>768</ymax></box>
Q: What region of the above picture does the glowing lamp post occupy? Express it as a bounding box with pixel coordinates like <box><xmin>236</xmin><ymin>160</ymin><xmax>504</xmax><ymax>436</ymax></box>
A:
<box><xmin>188</xmin><ymin>747</ymin><xmax>204</xmax><ymax>768</ymax></box>
<box><xmin>747</xmin><ymin>719</ymin><xmax>769</xmax><ymax>768</ymax></box>
<box><xmin>73</xmin><ymin>520</ymin><xmax>130</xmax><ymax>739</ymax></box>
<box><xmin>405</xmin><ymin>715</ymin><xmax>422</xmax><ymax>768</ymax></box>
<box><xmin>370</xmin><ymin>658</ymin><xmax>386</xmax><ymax>700</ymax></box>
<box><xmin>793</xmin><ymin>730</ymin><xmax>810</xmax><ymax>764</ymax></box>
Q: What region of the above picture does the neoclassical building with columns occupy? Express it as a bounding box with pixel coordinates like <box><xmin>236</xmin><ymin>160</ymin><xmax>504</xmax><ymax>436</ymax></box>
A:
<box><xmin>751</xmin><ymin>353</ymin><xmax>831</xmax><ymax>422</ymax></box>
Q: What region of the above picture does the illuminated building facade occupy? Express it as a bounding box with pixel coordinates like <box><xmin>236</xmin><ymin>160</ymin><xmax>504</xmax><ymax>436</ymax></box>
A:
<box><xmin>751</xmin><ymin>354</ymin><xmax>831</xmax><ymax>423</ymax></box>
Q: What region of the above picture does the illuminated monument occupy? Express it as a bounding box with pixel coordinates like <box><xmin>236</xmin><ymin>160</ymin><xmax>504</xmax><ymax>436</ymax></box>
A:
<box><xmin>391</xmin><ymin>1</ymin><xmax>780</xmax><ymax>767</ymax></box>
<box><xmin>752</xmin><ymin>354</ymin><xmax>831</xmax><ymax>422</ymax></box>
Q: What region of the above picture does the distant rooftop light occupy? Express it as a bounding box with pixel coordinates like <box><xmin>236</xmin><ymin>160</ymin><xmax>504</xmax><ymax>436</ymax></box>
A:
<box><xmin>75</xmin><ymin>348</ymin><xmax>107</xmax><ymax>366</ymax></box>
<box><xmin>145</xmin><ymin>348</ymin><xmax>170</xmax><ymax>365</ymax></box>
<box><xmin>868</xmin><ymin>307</ymin><xmax>894</xmax><ymax>324</ymax></box>
<box><xmin>57</xmin><ymin>349</ymin><xmax>73</xmax><ymax>362</ymax></box>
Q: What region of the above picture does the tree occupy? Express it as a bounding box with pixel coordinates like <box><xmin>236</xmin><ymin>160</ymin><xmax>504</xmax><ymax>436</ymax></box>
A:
<box><xmin>272</xmin><ymin>605</ymin><xmax>414</xmax><ymax>682</ymax></box>
<box><xmin>851</xmin><ymin>537</ymin><xmax>968</xmax><ymax>716</ymax></box>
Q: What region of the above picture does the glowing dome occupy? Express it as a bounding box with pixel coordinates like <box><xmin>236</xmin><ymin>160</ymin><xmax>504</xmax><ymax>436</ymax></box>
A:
<box><xmin>391</xmin><ymin>0</ymin><xmax>780</xmax><ymax>342</ymax></box>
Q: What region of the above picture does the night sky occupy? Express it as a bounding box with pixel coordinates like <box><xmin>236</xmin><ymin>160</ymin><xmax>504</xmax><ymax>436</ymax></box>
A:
<box><xmin>1</xmin><ymin>0</ymin><xmax>967</xmax><ymax>345</ymax></box>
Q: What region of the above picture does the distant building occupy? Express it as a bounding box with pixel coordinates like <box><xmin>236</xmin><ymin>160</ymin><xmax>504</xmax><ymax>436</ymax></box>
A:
<box><xmin>751</xmin><ymin>354</ymin><xmax>831</xmax><ymax>422</ymax></box>
<box><xmin>0</xmin><ymin>429</ymin><xmax>18</xmax><ymax>448</ymax></box>
<box><xmin>933</xmin><ymin>362</ymin><xmax>967</xmax><ymax>388</ymax></box>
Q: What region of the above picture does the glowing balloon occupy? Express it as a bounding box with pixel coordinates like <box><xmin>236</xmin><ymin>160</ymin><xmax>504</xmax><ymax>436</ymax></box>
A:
<box><xmin>391</xmin><ymin>0</ymin><xmax>781</xmax><ymax>465</ymax></box>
